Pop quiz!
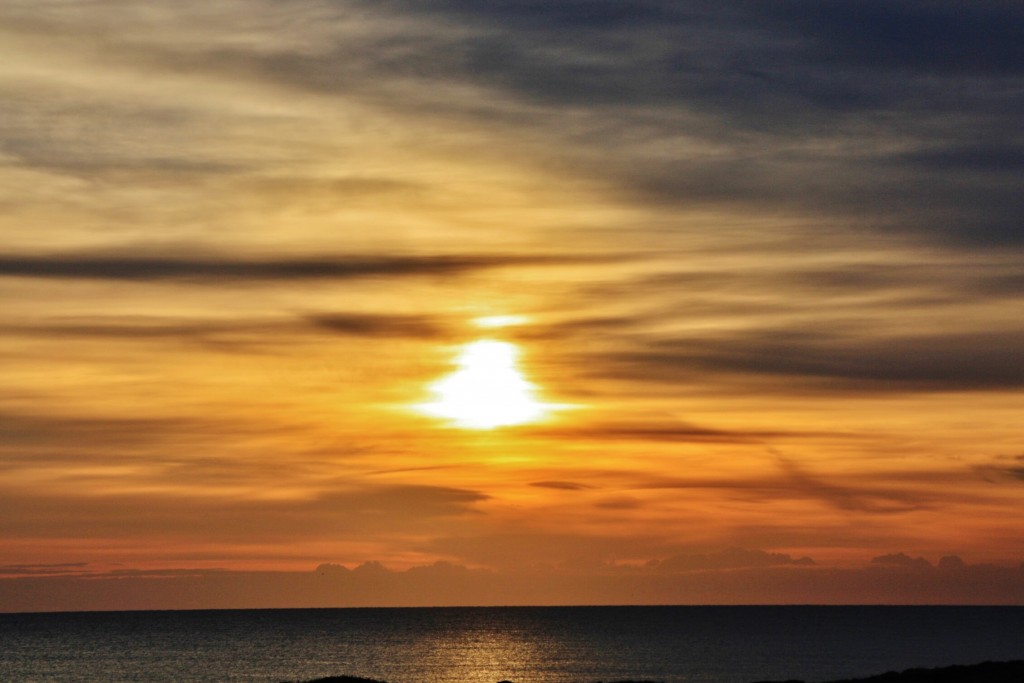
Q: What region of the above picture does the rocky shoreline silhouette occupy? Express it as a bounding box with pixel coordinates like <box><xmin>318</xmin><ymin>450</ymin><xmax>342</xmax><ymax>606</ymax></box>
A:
<box><xmin>752</xmin><ymin>659</ymin><xmax>1024</xmax><ymax>682</ymax></box>
<box><xmin>285</xmin><ymin>660</ymin><xmax>1024</xmax><ymax>683</ymax></box>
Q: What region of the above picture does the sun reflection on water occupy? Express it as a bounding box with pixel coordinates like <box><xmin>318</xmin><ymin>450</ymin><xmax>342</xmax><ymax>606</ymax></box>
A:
<box><xmin>412</xmin><ymin>625</ymin><xmax>548</xmax><ymax>683</ymax></box>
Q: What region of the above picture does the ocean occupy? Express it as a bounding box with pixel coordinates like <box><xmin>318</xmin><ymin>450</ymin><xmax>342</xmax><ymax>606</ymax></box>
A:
<box><xmin>1</xmin><ymin>606</ymin><xmax>1022</xmax><ymax>683</ymax></box>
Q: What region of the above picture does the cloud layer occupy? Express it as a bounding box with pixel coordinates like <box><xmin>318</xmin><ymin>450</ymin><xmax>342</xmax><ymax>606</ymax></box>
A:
<box><xmin>1</xmin><ymin>0</ymin><xmax>1022</xmax><ymax>610</ymax></box>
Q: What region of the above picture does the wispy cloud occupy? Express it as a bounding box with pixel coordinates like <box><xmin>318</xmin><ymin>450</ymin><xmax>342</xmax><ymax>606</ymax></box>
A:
<box><xmin>533</xmin><ymin>421</ymin><xmax>805</xmax><ymax>444</ymax></box>
<box><xmin>0</xmin><ymin>252</ymin><xmax>606</xmax><ymax>282</ymax></box>
<box><xmin>307</xmin><ymin>312</ymin><xmax>446</xmax><ymax>338</ymax></box>
<box><xmin>0</xmin><ymin>484</ymin><xmax>488</xmax><ymax>542</ymax></box>
<box><xmin>530</xmin><ymin>481</ymin><xmax>593</xmax><ymax>491</ymax></box>
<box><xmin>653</xmin><ymin>547</ymin><xmax>815</xmax><ymax>572</ymax></box>
<box><xmin>332</xmin><ymin>0</ymin><xmax>1024</xmax><ymax>246</ymax></box>
<box><xmin>600</xmin><ymin>329</ymin><xmax>1024</xmax><ymax>392</ymax></box>
<box><xmin>0</xmin><ymin>562</ymin><xmax>90</xmax><ymax>578</ymax></box>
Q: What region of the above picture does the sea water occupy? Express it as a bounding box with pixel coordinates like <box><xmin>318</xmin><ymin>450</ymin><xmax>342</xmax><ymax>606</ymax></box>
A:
<box><xmin>1</xmin><ymin>606</ymin><xmax>1022</xmax><ymax>683</ymax></box>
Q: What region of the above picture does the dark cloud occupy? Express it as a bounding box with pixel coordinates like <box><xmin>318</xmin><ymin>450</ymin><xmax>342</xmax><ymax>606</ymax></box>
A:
<box><xmin>899</xmin><ymin>142</ymin><xmax>1024</xmax><ymax>174</ymax></box>
<box><xmin>314</xmin><ymin>562</ymin><xmax>350</xmax><ymax>576</ymax></box>
<box><xmin>531</xmin><ymin>422</ymin><xmax>800</xmax><ymax>444</ymax></box>
<box><xmin>391</xmin><ymin>0</ymin><xmax>1024</xmax><ymax>116</ymax></box>
<box><xmin>0</xmin><ymin>252</ymin><xmax>598</xmax><ymax>283</ymax></box>
<box><xmin>0</xmin><ymin>310</ymin><xmax>449</xmax><ymax>346</ymax></box>
<box><xmin>13</xmin><ymin>0</ymin><xmax>1015</xmax><ymax>248</ymax></box>
<box><xmin>394</xmin><ymin>0</ymin><xmax>1024</xmax><ymax>77</ymax></box>
<box><xmin>974</xmin><ymin>454</ymin><xmax>1024</xmax><ymax>483</ymax></box>
<box><xmin>603</xmin><ymin>329</ymin><xmax>1024</xmax><ymax>392</ymax></box>
<box><xmin>387</xmin><ymin>0</ymin><xmax>682</xmax><ymax>31</ymax></box>
<box><xmin>607</xmin><ymin>260</ymin><xmax>1024</xmax><ymax>309</ymax></box>
<box><xmin>307</xmin><ymin>313</ymin><xmax>444</xmax><ymax>338</ymax></box>
<box><xmin>0</xmin><ymin>319</ymin><xmax>297</xmax><ymax>357</ymax></box>
<box><xmin>349</xmin><ymin>0</ymin><xmax>1024</xmax><ymax>247</ymax></box>
<box><xmin>972</xmin><ymin>272</ymin><xmax>1024</xmax><ymax>297</ymax></box>
<box><xmin>760</xmin><ymin>1</ymin><xmax>1024</xmax><ymax>76</ymax></box>
<box><xmin>11</xmin><ymin>0</ymin><xmax>1021</xmax><ymax>247</ymax></box>
<box><xmin>870</xmin><ymin>552</ymin><xmax>934</xmax><ymax>569</ymax></box>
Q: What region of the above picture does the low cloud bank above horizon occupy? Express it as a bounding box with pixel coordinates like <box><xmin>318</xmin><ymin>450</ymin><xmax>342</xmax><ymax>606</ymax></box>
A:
<box><xmin>2</xmin><ymin>551</ymin><xmax>1021</xmax><ymax>612</ymax></box>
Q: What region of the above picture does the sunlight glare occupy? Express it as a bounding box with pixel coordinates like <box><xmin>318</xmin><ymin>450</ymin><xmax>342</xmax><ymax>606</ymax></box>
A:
<box><xmin>473</xmin><ymin>315</ymin><xmax>528</xmax><ymax>329</ymax></box>
<box><xmin>418</xmin><ymin>339</ymin><xmax>550</xmax><ymax>429</ymax></box>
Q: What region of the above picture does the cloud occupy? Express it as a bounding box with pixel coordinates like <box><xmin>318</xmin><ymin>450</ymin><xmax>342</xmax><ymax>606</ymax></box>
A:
<box><xmin>0</xmin><ymin>86</ymin><xmax>246</xmax><ymax>177</ymax></box>
<box><xmin>0</xmin><ymin>310</ymin><xmax>449</xmax><ymax>347</ymax></box>
<box><xmin>653</xmin><ymin>547</ymin><xmax>815</xmax><ymax>573</ymax></box>
<box><xmin>0</xmin><ymin>252</ymin><xmax>600</xmax><ymax>283</ymax></box>
<box><xmin>899</xmin><ymin>142</ymin><xmax>1024</xmax><ymax>174</ymax></box>
<box><xmin>974</xmin><ymin>455</ymin><xmax>1024</xmax><ymax>483</ymax></box>
<box><xmin>530</xmin><ymin>481</ymin><xmax>592</xmax><ymax>491</ymax></box>
<box><xmin>632</xmin><ymin>458</ymin><xmax>975</xmax><ymax>517</ymax></box>
<box><xmin>315</xmin><ymin>562</ymin><xmax>350</xmax><ymax>576</ymax></box>
<box><xmin>307</xmin><ymin>313</ymin><xmax>445</xmax><ymax>339</ymax></box>
<box><xmin>106</xmin><ymin>567</ymin><xmax>230</xmax><ymax>578</ymax></box>
<box><xmin>0</xmin><ymin>318</ymin><xmax>302</xmax><ymax>357</ymax></box>
<box><xmin>760</xmin><ymin>1</ymin><xmax>1024</xmax><ymax>76</ymax></box>
<box><xmin>3</xmin><ymin>552</ymin><xmax>1021</xmax><ymax>611</ymax></box>
<box><xmin>871</xmin><ymin>552</ymin><xmax>933</xmax><ymax>569</ymax></box>
<box><xmin>771</xmin><ymin>456</ymin><xmax>932</xmax><ymax>515</ymax></box>
<box><xmin>0</xmin><ymin>484</ymin><xmax>489</xmax><ymax>542</ymax></box>
<box><xmin>6</xmin><ymin>0</ymin><xmax>1023</xmax><ymax>249</ymax></box>
<box><xmin>597</xmin><ymin>259</ymin><xmax>1024</xmax><ymax>315</ymax></box>
<box><xmin>427</xmin><ymin>532</ymin><xmax>670</xmax><ymax>571</ymax></box>
<box><xmin>531</xmin><ymin>421</ymin><xmax>801</xmax><ymax>445</ymax></box>
<box><xmin>0</xmin><ymin>411</ymin><xmax>205</xmax><ymax>455</ymax></box>
<box><xmin>602</xmin><ymin>329</ymin><xmax>1024</xmax><ymax>392</ymax></box>
<box><xmin>361</xmin><ymin>0</ymin><xmax>1024</xmax><ymax>247</ymax></box>
<box><xmin>0</xmin><ymin>562</ymin><xmax>89</xmax><ymax>578</ymax></box>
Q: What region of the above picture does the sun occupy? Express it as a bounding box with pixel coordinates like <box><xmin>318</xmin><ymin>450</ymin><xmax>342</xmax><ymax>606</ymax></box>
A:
<box><xmin>417</xmin><ymin>339</ymin><xmax>552</xmax><ymax>429</ymax></box>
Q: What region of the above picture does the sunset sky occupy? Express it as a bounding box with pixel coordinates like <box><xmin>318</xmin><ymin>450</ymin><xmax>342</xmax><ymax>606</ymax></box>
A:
<box><xmin>2</xmin><ymin>1</ymin><xmax>1023</xmax><ymax>611</ymax></box>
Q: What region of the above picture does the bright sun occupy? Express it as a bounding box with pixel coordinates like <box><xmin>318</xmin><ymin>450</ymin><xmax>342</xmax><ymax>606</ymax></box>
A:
<box><xmin>418</xmin><ymin>339</ymin><xmax>551</xmax><ymax>429</ymax></box>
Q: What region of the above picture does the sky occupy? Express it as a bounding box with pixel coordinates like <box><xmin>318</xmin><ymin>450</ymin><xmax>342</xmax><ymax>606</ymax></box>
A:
<box><xmin>1</xmin><ymin>0</ymin><xmax>1023</xmax><ymax>611</ymax></box>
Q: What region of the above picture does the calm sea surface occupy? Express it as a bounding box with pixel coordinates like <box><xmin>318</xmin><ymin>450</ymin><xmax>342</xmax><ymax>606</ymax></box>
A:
<box><xmin>1</xmin><ymin>606</ymin><xmax>1022</xmax><ymax>683</ymax></box>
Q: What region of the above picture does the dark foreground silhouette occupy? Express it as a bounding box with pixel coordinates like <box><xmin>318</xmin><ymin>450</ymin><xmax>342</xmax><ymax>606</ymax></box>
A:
<box><xmin>283</xmin><ymin>679</ymin><xmax>660</xmax><ymax>683</ymax></box>
<box><xmin>284</xmin><ymin>660</ymin><xmax>1024</xmax><ymax>683</ymax></box>
<box><xmin>754</xmin><ymin>660</ymin><xmax>1024</xmax><ymax>683</ymax></box>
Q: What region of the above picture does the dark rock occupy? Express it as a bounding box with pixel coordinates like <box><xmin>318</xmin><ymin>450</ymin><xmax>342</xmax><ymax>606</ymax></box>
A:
<box><xmin>757</xmin><ymin>660</ymin><xmax>1024</xmax><ymax>683</ymax></box>
<box><xmin>287</xmin><ymin>661</ymin><xmax>1024</xmax><ymax>683</ymax></box>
